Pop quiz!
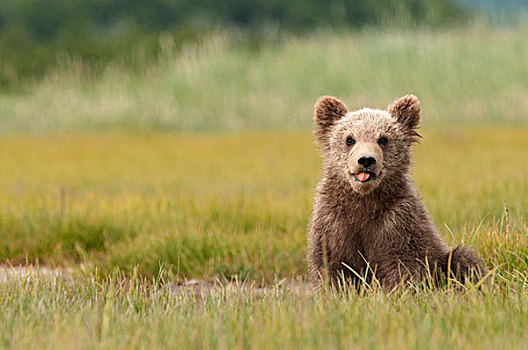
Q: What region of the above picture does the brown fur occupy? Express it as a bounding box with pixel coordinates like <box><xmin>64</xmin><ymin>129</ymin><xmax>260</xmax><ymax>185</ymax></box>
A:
<box><xmin>307</xmin><ymin>95</ymin><xmax>488</xmax><ymax>291</ymax></box>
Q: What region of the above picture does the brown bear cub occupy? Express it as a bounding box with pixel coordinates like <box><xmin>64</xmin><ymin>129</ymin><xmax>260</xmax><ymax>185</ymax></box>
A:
<box><xmin>307</xmin><ymin>95</ymin><xmax>488</xmax><ymax>291</ymax></box>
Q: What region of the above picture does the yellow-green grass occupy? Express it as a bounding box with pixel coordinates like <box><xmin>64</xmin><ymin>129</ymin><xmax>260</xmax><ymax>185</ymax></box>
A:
<box><xmin>0</xmin><ymin>128</ymin><xmax>527</xmax><ymax>349</ymax></box>
<box><xmin>1</xmin><ymin>24</ymin><xmax>528</xmax><ymax>133</ymax></box>
<box><xmin>0</xmin><ymin>127</ymin><xmax>527</xmax><ymax>284</ymax></box>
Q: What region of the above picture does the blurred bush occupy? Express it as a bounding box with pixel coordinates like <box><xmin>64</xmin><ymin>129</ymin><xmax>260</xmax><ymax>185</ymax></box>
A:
<box><xmin>0</xmin><ymin>0</ymin><xmax>465</xmax><ymax>90</ymax></box>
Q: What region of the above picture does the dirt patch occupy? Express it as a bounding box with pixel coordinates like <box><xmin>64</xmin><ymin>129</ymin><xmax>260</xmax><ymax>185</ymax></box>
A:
<box><xmin>0</xmin><ymin>266</ymin><xmax>73</xmax><ymax>284</ymax></box>
<box><xmin>172</xmin><ymin>278</ymin><xmax>317</xmax><ymax>297</ymax></box>
<box><xmin>0</xmin><ymin>266</ymin><xmax>316</xmax><ymax>295</ymax></box>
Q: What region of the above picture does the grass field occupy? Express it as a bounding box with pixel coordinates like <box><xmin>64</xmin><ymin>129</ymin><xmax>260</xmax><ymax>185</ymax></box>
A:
<box><xmin>1</xmin><ymin>24</ymin><xmax>528</xmax><ymax>349</ymax></box>
<box><xmin>0</xmin><ymin>128</ymin><xmax>528</xmax><ymax>348</ymax></box>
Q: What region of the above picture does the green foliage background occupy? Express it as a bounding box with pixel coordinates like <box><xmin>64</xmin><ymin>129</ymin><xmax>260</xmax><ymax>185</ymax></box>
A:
<box><xmin>0</xmin><ymin>0</ymin><xmax>464</xmax><ymax>89</ymax></box>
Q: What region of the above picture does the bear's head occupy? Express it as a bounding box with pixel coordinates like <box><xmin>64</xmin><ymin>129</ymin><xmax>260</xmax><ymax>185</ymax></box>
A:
<box><xmin>314</xmin><ymin>95</ymin><xmax>421</xmax><ymax>196</ymax></box>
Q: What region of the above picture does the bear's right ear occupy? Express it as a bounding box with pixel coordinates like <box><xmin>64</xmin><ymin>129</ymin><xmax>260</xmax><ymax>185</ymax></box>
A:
<box><xmin>388</xmin><ymin>94</ymin><xmax>422</xmax><ymax>142</ymax></box>
<box><xmin>314</xmin><ymin>96</ymin><xmax>348</xmax><ymax>139</ymax></box>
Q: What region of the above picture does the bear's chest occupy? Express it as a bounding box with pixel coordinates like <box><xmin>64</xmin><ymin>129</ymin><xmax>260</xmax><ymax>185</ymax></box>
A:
<box><xmin>328</xmin><ymin>208</ymin><xmax>387</xmax><ymax>271</ymax></box>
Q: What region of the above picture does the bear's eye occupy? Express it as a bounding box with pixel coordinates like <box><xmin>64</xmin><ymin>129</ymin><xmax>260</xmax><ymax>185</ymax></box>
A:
<box><xmin>378</xmin><ymin>137</ymin><xmax>388</xmax><ymax>146</ymax></box>
<box><xmin>346</xmin><ymin>136</ymin><xmax>355</xmax><ymax>147</ymax></box>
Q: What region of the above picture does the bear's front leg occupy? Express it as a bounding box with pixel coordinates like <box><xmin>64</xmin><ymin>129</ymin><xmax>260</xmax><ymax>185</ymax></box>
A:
<box><xmin>306</xmin><ymin>230</ymin><xmax>326</xmax><ymax>281</ymax></box>
<box><xmin>369</xmin><ymin>257</ymin><xmax>415</xmax><ymax>292</ymax></box>
<box><xmin>307</xmin><ymin>214</ymin><xmax>335</xmax><ymax>281</ymax></box>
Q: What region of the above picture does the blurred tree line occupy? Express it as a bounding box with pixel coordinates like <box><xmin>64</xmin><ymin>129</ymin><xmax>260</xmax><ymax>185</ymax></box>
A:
<box><xmin>0</xmin><ymin>0</ymin><xmax>465</xmax><ymax>89</ymax></box>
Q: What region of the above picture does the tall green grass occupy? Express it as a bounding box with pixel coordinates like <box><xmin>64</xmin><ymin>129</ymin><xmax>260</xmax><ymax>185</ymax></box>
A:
<box><xmin>1</xmin><ymin>24</ymin><xmax>527</xmax><ymax>133</ymax></box>
<box><xmin>1</xmin><ymin>269</ymin><xmax>528</xmax><ymax>349</ymax></box>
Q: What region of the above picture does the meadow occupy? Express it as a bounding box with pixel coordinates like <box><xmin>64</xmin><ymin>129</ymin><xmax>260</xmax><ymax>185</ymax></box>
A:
<box><xmin>1</xmin><ymin>24</ymin><xmax>528</xmax><ymax>349</ymax></box>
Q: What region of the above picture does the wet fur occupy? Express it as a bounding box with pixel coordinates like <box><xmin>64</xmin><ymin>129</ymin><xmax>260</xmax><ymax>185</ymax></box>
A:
<box><xmin>307</xmin><ymin>95</ymin><xmax>488</xmax><ymax>290</ymax></box>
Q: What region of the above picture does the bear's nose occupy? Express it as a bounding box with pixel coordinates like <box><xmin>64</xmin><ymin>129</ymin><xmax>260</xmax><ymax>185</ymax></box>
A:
<box><xmin>358</xmin><ymin>156</ymin><xmax>376</xmax><ymax>169</ymax></box>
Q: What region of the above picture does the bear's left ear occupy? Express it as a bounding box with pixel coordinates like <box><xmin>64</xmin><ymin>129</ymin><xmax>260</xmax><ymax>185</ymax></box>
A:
<box><xmin>388</xmin><ymin>94</ymin><xmax>421</xmax><ymax>140</ymax></box>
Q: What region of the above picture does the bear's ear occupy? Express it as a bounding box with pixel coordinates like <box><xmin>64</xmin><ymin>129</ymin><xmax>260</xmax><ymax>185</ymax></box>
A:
<box><xmin>314</xmin><ymin>96</ymin><xmax>348</xmax><ymax>138</ymax></box>
<box><xmin>388</xmin><ymin>94</ymin><xmax>421</xmax><ymax>141</ymax></box>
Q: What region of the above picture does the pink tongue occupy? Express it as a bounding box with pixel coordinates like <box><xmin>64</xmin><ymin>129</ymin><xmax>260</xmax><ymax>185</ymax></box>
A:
<box><xmin>356</xmin><ymin>172</ymin><xmax>370</xmax><ymax>182</ymax></box>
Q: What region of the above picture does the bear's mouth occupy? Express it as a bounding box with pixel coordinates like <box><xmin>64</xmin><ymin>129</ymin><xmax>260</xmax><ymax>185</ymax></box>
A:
<box><xmin>353</xmin><ymin>171</ymin><xmax>376</xmax><ymax>183</ymax></box>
